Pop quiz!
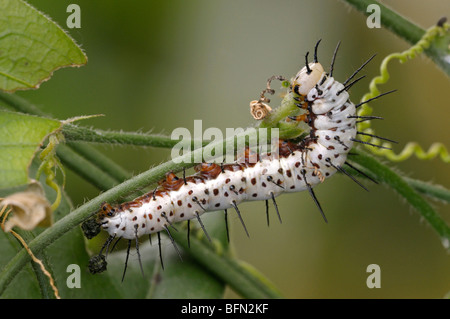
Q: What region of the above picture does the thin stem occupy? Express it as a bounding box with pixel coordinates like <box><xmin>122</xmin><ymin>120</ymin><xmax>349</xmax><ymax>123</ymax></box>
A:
<box><xmin>9</xmin><ymin>229</ymin><xmax>60</xmax><ymax>299</ymax></box>
<box><xmin>340</xmin><ymin>0</ymin><xmax>450</xmax><ymax>76</ymax></box>
<box><xmin>18</xmin><ymin>231</ymin><xmax>56</xmax><ymax>299</ymax></box>
<box><xmin>63</xmin><ymin>121</ymin><xmax>304</xmax><ymax>149</ymax></box>
<box><xmin>349</xmin><ymin>149</ymin><xmax>450</xmax><ymax>245</ymax></box>
<box><xmin>65</xmin><ymin>142</ymin><xmax>130</xmax><ymax>184</ymax></box>
<box><xmin>0</xmin><ymin>92</ymin><xmax>131</xmax><ymax>187</ymax></box>
<box><xmin>346</xmin><ymin>158</ymin><xmax>450</xmax><ymax>203</ymax></box>
<box><xmin>341</xmin><ymin>0</ymin><xmax>424</xmax><ymax>44</ymax></box>
<box><xmin>56</xmin><ymin>144</ymin><xmax>120</xmax><ymax>190</ymax></box>
<box><xmin>0</xmin><ymin>92</ymin><xmax>46</xmax><ymax>116</ymax></box>
<box><xmin>62</xmin><ymin>124</ymin><xmax>208</xmax><ymax>149</ymax></box>
<box><xmin>403</xmin><ymin>177</ymin><xmax>450</xmax><ymax>203</ymax></box>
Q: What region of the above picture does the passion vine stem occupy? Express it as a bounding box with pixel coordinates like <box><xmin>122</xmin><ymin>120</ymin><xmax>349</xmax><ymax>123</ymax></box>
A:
<box><xmin>341</xmin><ymin>0</ymin><xmax>450</xmax><ymax>76</ymax></box>
<box><xmin>349</xmin><ymin>149</ymin><xmax>450</xmax><ymax>248</ymax></box>
<box><xmin>341</xmin><ymin>0</ymin><xmax>424</xmax><ymax>44</ymax></box>
<box><xmin>66</xmin><ymin>142</ymin><xmax>130</xmax><ymax>184</ymax></box>
<box><xmin>62</xmin><ymin>124</ymin><xmax>209</xmax><ymax>149</ymax></box>
<box><xmin>0</xmin><ymin>92</ymin><xmax>128</xmax><ymax>189</ymax></box>
<box><xmin>402</xmin><ymin>177</ymin><xmax>450</xmax><ymax>203</ymax></box>
<box><xmin>56</xmin><ymin>143</ymin><xmax>121</xmax><ymax>191</ymax></box>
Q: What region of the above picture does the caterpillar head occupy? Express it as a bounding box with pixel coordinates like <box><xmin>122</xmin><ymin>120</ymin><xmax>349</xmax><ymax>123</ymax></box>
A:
<box><xmin>98</xmin><ymin>202</ymin><xmax>117</xmax><ymax>219</ymax></box>
<box><xmin>292</xmin><ymin>62</ymin><xmax>325</xmax><ymax>96</ymax></box>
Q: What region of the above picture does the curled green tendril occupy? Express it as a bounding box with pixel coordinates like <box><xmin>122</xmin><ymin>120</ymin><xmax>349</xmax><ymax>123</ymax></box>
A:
<box><xmin>35</xmin><ymin>115</ymin><xmax>102</xmax><ymax>212</ymax></box>
<box><xmin>36</xmin><ymin>133</ymin><xmax>65</xmax><ymax>212</ymax></box>
<box><xmin>357</xmin><ymin>21</ymin><xmax>450</xmax><ymax>163</ymax></box>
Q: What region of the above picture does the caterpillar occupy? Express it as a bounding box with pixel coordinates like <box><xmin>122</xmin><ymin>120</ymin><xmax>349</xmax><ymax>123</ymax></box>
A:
<box><xmin>86</xmin><ymin>40</ymin><xmax>395</xmax><ymax>278</ymax></box>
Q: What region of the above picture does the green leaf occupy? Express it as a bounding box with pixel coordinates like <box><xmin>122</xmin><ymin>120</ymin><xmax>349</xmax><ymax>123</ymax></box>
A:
<box><xmin>0</xmin><ymin>0</ymin><xmax>87</xmax><ymax>92</ymax></box>
<box><xmin>0</xmin><ymin>111</ymin><xmax>60</xmax><ymax>189</ymax></box>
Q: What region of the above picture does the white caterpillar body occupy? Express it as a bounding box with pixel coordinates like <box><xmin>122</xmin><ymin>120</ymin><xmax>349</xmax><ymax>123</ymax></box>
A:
<box><xmin>97</xmin><ymin>62</ymin><xmax>357</xmax><ymax>241</ymax></box>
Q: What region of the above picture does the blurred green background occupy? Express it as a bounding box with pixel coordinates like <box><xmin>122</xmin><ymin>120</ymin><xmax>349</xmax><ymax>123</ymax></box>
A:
<box><xmin>18</xmin><ymin>0</ymin><xmax>450</xmax><ymax>298</ymax></box>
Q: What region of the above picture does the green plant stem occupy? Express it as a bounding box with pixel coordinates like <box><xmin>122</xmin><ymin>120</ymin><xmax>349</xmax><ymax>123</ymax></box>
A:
<box><xmin>350</xmin><ymin>149</ymin><xmax>450</xmax><ymax>245</ymax></box>
<box><xmin>56</xmin><ymin>144</ymin><xmax>120</xmax><ymax>190</ymax></box>
<box><xmin>342</xmin><ymin>0</ymin><xmax>424</xmax><ymax>44</ymax></box>
<box><xmin>66</xmin><ymin>142</ymin><xmax>130</xmax><ymax>183</ymax></box>
<box><xmin>62</xmin><ymin>90</ymin><xmax>305</xmax><ymax>146</ymax></box>
<box><xmin>403</xmin><ymin>177</ymin><xmax>450</xmax><ymax>203</ymax></box>
<box><xmin>62</xmin><ymin>124</ymin><xmax>208</xmax><ymax>149</ymax></box>
<box><xmin>0</xmin><ymin>92</ymin><xmax>132</xmax><ymax>188</ymax></box>
<box><xmin>2</xmin><ymin>102</ymin><xmax>448</xmax><ymax>299</ymax></box>
<box><xmin>63</xmin><ymin>121</ymin><xmax>301</xmax><ymax>149</ymax></box>
<box><xmin>341</xmin><ymin>0</ymin><xmax>450</xmax><ymax>76</ymax></box>
<box><xmin>0</xmin><ymin>92</ymin><xmax>46</xmax><ymax>116</ymax></box>
<box><xmin>19</xmin><ymin>231</ymin><xmax>55</xmax><ymax>299</ymax></box>
<box><xmin>345</xmin><ymin>157</ymin><xmax>450</xmax><ymax>204</ymax></box>
<box><xmin>2</xmin><ymin>228</ymin><xmax>55</xmax><ymax>299</ymax></box>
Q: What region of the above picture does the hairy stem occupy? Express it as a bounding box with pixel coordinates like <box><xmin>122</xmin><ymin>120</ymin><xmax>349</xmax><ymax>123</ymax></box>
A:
<box><xmin>403</xmin><ymin>177</ymin><xmax>450</xmax><ymax>203</ymax></box>
<box><xmin>341</xmin><ymin>0</ymin><xmax>450</xmax><ymax>76</ymax></box>
<box><xmin>66</xmin><ymin>142</ymin><xmax>130</xmax><ymax>183</ymax></box>
<box><xmin>62</xmin><ymin>124</ymin><xmax>208</xmax><ymax>149</ymax></box>
<box><xmin>341</xmin><ymin>0</ymin><xmax>424</xmax><ymax>44</ymax></box>
<box><xmin>349</xmin><ymin>149</ymin><xmax>450</xmax><ymax>246</ymax></box>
